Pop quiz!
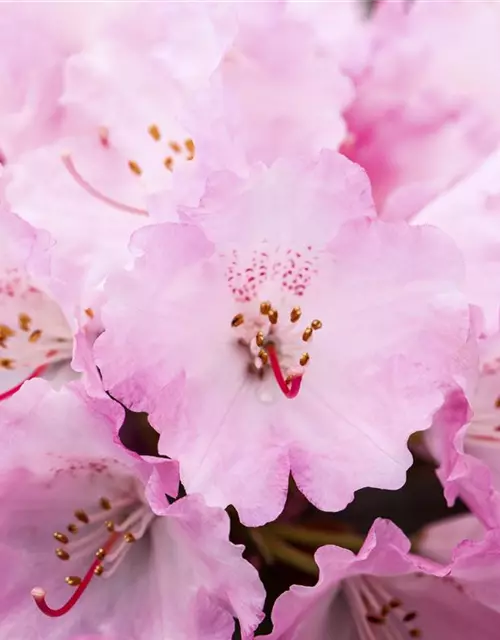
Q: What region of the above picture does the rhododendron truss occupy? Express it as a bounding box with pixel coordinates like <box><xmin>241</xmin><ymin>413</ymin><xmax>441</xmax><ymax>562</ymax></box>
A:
<box><xmin>2</xmin><ymin>1</ymin><xmax>500</xmax><ymax>639</ymax></box>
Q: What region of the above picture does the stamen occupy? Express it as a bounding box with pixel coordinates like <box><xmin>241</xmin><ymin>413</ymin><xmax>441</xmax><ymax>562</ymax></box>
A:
<box><xmin>94</xmin><ymin>565</ymin><xmax>104</xmax><ymax>576</ymax></box>
<box><xmin>148</xmin><ymin>124</ymin><xmax>161</xmax><ymax>141</ymax></box>
<box><xmin>74</xmin><ymin>510</ymin><xmax>89</xmax><ymax>524</ymax></box>
<box><xmin>0</xmin><ymin>359</ymin><xmax>14</xmax><ymax>370</ymax></box>
<box><xmin>290</xmin><ymin>307</ymin><xmax>302</xmax><ymax>323</ymax></box>
<box><xmin>31</xmin><ymin>532</ymin><xmax>119</xmax><ymax>617</ymax></box>
<box><xmin>85</xmin><ymin>308</ymin><xmax>94</xmax><ymax>319</ymax></box>
<box><xmin>67</xmin><ymin>524</ymin><xmax>78</xmax><ymax>535</ymax></box>
<box><xmin>28</xmin><ymin>330</ymin><xmax>42</xmax><ymax>343</ymax></box>
<box><xmin>266</xmin><ymin>344</ymin><xmax>302</xmax><ymax>399</ymax></box>
<box><xmin>302</xmin><ymin>327</ymin><xmax>313</xmax><ymax>342</ymax></box>
<box><xmin>311</xmin><ymin>319</ymin><xmax>322</xmax><ymax>331</ymax></box>
<box><xmin>258</xmin><ymin>349</ymin><xmax>269</xmax><ymax>365</ymax></box>
<box><xmin>256</xmin><ymin>331</ymin><xmax>265</xmax><ymax>347</ymax></box>
<box><xmin>299</xmin><ymin>353</ymin><xmax>310</xmax><ymax>366</ymax></box>
<box><xmin>164</xmin><ymin>157</ymin><xmax>174</xmax><ymax>172</ymax></box>
<box><xmin>61</xmin><ymin>155</ymin><xmax>148</xmax><ymax>217</ymax></box>
<box><xmin>53</xmin><ymin>532</ymin><xmax>69</xmax><ymax>544</ymax></box>
<box><xmin>260</xmin><ymin>301</ymin><xmax>271</xmax><ymax>315</ymax></box>
<box><xmin>55</xmin><ymin>549</ymin><xmax>70</xmax><ymax>561</ymax></box>
<box><xmin>185</xmin><ymin>138</ymin><xmax>195</xmax><ymax>160</ymax></box>
<box><xmin>268</xmin><ymin>309</ymin><xmax>278</xmax><ymax>325</ymax></box>
<box><xmin>231</xmin><ymin>313</ymin><xmax>244</xmax><ymax>328</ymax></box>
<box><xmin>128</xmin><ymin>160</ymin><xmax>142</xmax><ymax>176</ymax></box>
<box><xmin>123</xmin><ymin>532</ymin><xmax>136</xmax><ymax>543</ymax></box>
<box><xmin>169</xmin><ymin>141</ymin><xmax>182</xmax><ymax>153</ymax></box>
<box><xmin>19</xmin><ymin>313</ymin><xmax>31</xmax><ymax>331</ymax></box>
<box><xmin>65</xmin><ymin>576</ymin><xmax>81</xmax><ymax>587</ymax></box>
<box><xmin>99</xmin><ymin>497</ymin><xmax>112</xmax><ymax>511</ymax></box>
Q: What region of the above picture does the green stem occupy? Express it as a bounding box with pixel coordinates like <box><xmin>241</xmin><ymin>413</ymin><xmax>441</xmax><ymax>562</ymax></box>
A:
<box><xmin>260</xmin><ymin>531</ymin><xmax>319</xmax><ymax>577</ymax></box>
<box><xmin>265</xmin><ymin>523</ymin><xmax>365</xmax><ymax>552</ymax></box>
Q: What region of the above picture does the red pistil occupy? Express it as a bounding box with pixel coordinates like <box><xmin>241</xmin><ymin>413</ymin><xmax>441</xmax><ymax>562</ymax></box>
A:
<box><xmin>31</xmin><ymin>532</ymin><xmax>119</xmax><ymax>617</ymax></box>
<box><xmin>266</xmin><ymin>344</ymin><xmax>302</xmax><ymax>399</ymax></box>
<box><xmin>61</xmin><ymin>155</ymin><xmax>148</xmax><ymax>217</ymax></box>
<box><xmin>0</xmin><ymin>364</ymin><xmax>47</xmax><ymax>402</ymax></box>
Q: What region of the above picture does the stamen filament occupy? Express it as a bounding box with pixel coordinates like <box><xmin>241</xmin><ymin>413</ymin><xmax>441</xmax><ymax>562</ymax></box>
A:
<box><xmin>266</xmin><ymin>344</ymin><xmax>302</xmax><ymax>399</ymax></box>
<box><xmin>31</xmin><ymin>532</ymin><xmax>119</xmax><ymax>617</ymax></box>
<box><xmin>61</xmin><ymin>155</ymin><xmax>148</xmax><ymax>217</ymax></box>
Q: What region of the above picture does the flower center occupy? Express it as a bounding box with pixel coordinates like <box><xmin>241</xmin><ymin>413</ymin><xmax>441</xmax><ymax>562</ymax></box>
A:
<box><xmin>31</xmin><ymin>493</ymin><xmax>155</xmax><ymax>617</ymax></box>
<box><xmin>231</xmin><ymin>301</ymin><xmax>322</xmax><ymax>399</ymax></box>
<box><xmin>344</xmin><ymin>576</ymin><xmax>421</xmax><ymax>639</ymax></box>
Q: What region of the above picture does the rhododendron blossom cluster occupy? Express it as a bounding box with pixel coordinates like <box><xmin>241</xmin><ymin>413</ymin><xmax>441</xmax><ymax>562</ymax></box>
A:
<box><xmin>1</xmin><ymin>1</ymin><xmax>500</xmax><ymax>638</ymax></box>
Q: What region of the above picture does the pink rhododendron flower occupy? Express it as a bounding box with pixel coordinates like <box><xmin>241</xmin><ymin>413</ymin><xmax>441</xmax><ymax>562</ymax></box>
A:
<box><xmin>430</xmin><ymin>332</ymin><xmax>500</xmax><ymax>529</ymax></box>
<box><xmin>95</xmin><ymin>152</ymin><xmax>470</xmax><ymax>526</ymax></box>
<box><xmin>0</xmin><ymin>209</ymin><xmax>74</xmax><ymax>400</ymax></box>
<box><xmin>0</xmin><ymin>379</ymin><xmax>264</xmax><ymax>639</ymax></box>
<box><xmin>418</xmin><ymin>514</ymin><xmax>486</xmax><ymax>565</ymax></box>
<box><xmin>268</xmin><ymin>518</ymin><xmax>500</xmax><ymax>639</ymax></box>
<box><xmin>343</xmin><ymin>0</ymin><xmax>500</xmax><ymax>220</ymax></box>
<box><xmin>414</xmin><ymin>146</ymin><xmax>500</xmax><ymax>336</ymax></box>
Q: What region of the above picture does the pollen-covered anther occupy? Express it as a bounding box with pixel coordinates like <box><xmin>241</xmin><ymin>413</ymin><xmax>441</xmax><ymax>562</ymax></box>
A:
<box><xmin>0</xmin><ymin>324</ymin><xmax>15</xmax><ymax>347</ymax></box>
<box><xmin>65</xmin><ymin>576</ymin><xmax>82</xmax><ymax>587</ymax></box>
<box><xmin>169</xmin><ymin>141</ymin><xmax>182</xmax><ymax>153</ymax></box>
<box><xmin>53</xmin><ymin>532</ymin><xmax>69</xmax><ymax>544</ymax></box>
<box><xmin>299</xmin><ymin>353</ymin><xmax>310</xmax><ymax>366</ymax></box>
<box><xmin>28</xmin><ymin>329</ymin><xmax>42</xmax><ymax>343</ymax></box>
<box><xmin>302</xmin><ymin>327</ymin><xmax>313</xmax><ymax>342</ymax></box>
<box><xmin>55</xmin><ymin>548</ymin><xmax>70</xmax><ymax>561</ymax></box>
<box><xmin>258</xmin><ymin>349</ymin><xmax>269</xmax><ymax>365</ymax></box>
<box><xmin>164</xmin><ymin>156</ymin><xmax>174</xmax><ymax>171</ymax></box>
<box><xmin>100</xmin><ymin>497</ymin><xmax>112</xmax><ymax>511</ymax></box>
<box><xmin>74</xmin><ymin>510</ymin><xmax>89</xmax><ymax>524</ymax></box>
<box><xmin>148</xmin><ymin>124</ymin><xmax>161</xmax><ymax>141</ymax></box>
<box><xmin>311</xmin><ymin>319</ymin><xmax>322</xmax><ymax>331</ymax></box>
<box><xmin>85</xmin><ymin>308</ymin><xmax>95</xmax><ymax>319</ymax></box>
<box><xmin>0</xmin><ymin>358</ymin><xmax>14</xmax><ymax>370</ymax></box>
<box><xmin>124</xmin><ymin>532</ymin><xmax>136</xmax><ymax>543</ymax></box>
<box><xmin>95</xmin><ymin>548</ymin><xmax>107</xmax><ymax>561</ymax></box>
<box><xmin>231</xmin><ymin>313</ymin><xmax>244</xmax><ymax>328</ymax></box>
<box><xmin>260</xmin><ymin>301</ymin><xmax>272</xmax><ymax>315</ymax></box>
<box><xmin>185</xmin><ymin>138</ymin><xmax>195</xmax><ymax>160</ymax></box>
<box><xmin>105</xmin><ymin>520</ymin><xmax>115</xmax><ymax>532</ymax></box>
<box><xmin>290</xmin><ymin>307</ymin><xmax>302</xmax><ymax>323</ymax></box>
<box><xmin>268</xmin><ymin>309</ymin><xmax>278</xmax><ymax>325</ymax></box>
<box><xmin>128</xmin><ymin>160</ymin><xmax>142</xmax><ymax>176</ymax></box>
<box><xmin>67</xmin><ymin>524</ymin><xmax>78</xmax><ymax>534</ymax></box>
<box><xmin>256</xmin><ymin>331</ymin><xmax>265</xmax><ymax>347</ymax></box>
<box><xmin>18</xmin><ymin>312</ymin><xmax>31</xmax><ymax>331</ymax></box>
<box><xmin>94</xmin><ymin>565</ymin><xmax>104</xmax><ymax>576</ymax></box>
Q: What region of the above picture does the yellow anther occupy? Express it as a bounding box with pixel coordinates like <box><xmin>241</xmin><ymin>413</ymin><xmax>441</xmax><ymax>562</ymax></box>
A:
<box><xmin>290</xmin><ymin>307</ymin><xmax>302</xmax><ymax>323</ymax></box>
<box><xmin>302</xmin><ymin>327</ymin><xmax>313</xmax><ymax>342</ymax></box>
<box><xmin>53</xmin><ymin>532</ymin><xmax>69</xmax><ymax>544</ymax></box>
<box><xmin>124</xmin><ymin>532</ymin><xmax>136</xmax><ymax>543</ymax></box>
<box><xmin>164</xmin><ymin>156</ymin><xmax>174</xmax><ymax>172</ymax></box>
<box><xmin>268</xmin><ymin>309</ymin><xmax>278</xmax><ymax>325</ymax></box>
<box><xmin>65</xmin><ymin>576</ymin><xmax>82</xmax><ymax>587</ymax></box>
<box><xmin>256</xmin><ymin>331</ymin><xmax>265</xmax><ymax>347</ymax></box>
<box><xmin>28</xmin><ymin>329</ymin><xmax>42</xmax><ymax>343</ymax></box>
<box><xmin>94</xmin><ymin>565</ymin><xmax>104</xmax><ymax>576</ymax></box>
<box><xmin>258</xmin><ymin>349</ymin><xmax>269</xmax><ymax>365</ymax></box>
<box><xmin>67</xmin><ymin>524</ymin><xmax>78</xmax><ymax>534</ymax></box>
<box><xmin>0</xmin><ymin>358</ymin><xmax>14</xmax><ymax>369</ymax></box>
<box><xmin>95</xmin><ymin>548</ymin><xmax>106</xmax><ymax>561</ymax></box>
<box><xmin>74</xmin><ymin>510</ymin><xmax>89</xmax><ymax>524</ymax></box>
<box><xmin>185</xmin><ymin>138</ymin><xmax>195</xmax><ymax>160</ymax></box>
<box><xmin>299</xmin><ymin>353</ymin><xmax>310</xmax><ymax>366</ymax></box>
<box><xmin>105</xmin><ymin>520</ymin><xmax>115</xmax><ymax>532</ymax></box>
<box><xmin>231</xmin><ymin>313</ymin><xmax>244</xmax><ymax>328</ymax></box>
<box><xmin>99</xmin><ymin>497</ymin><xmax>111</xmax><ymax>511</ymax></box>
<box><xmin>18</xmin><ymin>313</ymin><xmax>31</xmax><ymax>331</ymax></box>
<box><xmin>311</xmin><ymin>319</ymin><xmax>322</xmax><ymax>330</ymax></box>
<box><xmin>128</xmin><ymin>160</ymin><xmax>142</xmax><ymax>176</ymax></box>
<box><xmin>148</xmin><ymin>124</ymin><xmax>161</xmax><ymax>141</ymax></box>
<box><xmin>55</xmin><ymin>548</ymin><xmax>70</xmax><ymax>561</ymax></box>
<box><xmin>260</xmin><ymin>301</ymin><xmax>271</xmax><ymax>315</ymax></box>
<box><xmin>169</xmin><ymin>141</ymin><xmax>182</xmax><ymax>153</ymax></box>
